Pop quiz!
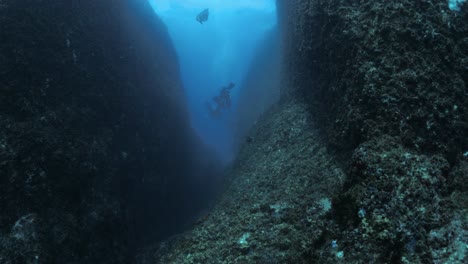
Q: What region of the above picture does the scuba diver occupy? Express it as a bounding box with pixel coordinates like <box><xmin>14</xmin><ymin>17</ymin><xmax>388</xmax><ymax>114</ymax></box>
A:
<box><xmin>196</xmin><ymin>8</ymin><xmax>209</xmax><ymax>24</ymax></box>
<box><xmin>206</xmin><ymin>82</ymin><xmax>235</xmax><ymax>119</ymax></box>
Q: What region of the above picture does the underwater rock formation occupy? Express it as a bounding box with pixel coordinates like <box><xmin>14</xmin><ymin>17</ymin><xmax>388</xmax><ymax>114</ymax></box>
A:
<box><xmin>0</xmin><ymin>0</ymin><xmax>216</xmax><ymax>263</ymax></box>
<box><xmin>279</xmin><ymin>0</ymin><xmax>467</xmax><ymax>154</ymax></box>
<box><xmin>138</xmin><ymin>101</ymin><xmax>346</xmax><ymax>263</ymax></box>
<box><xmin>278</xmin><ymin>1</ymin><xmax>467</xmax><ymax>261</ymax></box>
<box><xmin>1</xmin><ymin>0</ymin><xmax>466</xmax><ymax>263</ymax></box>
<box><xmin>147</xmin><ymin>0</ymin><xmax>467</xmax><ymax>263</ymax></box>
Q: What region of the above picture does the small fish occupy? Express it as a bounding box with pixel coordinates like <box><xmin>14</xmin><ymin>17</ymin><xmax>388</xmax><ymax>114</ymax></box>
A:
<box><xmin>196</xmin><ymin>8</ymin><xmax>209</xmax><ymax>24</ymax></box>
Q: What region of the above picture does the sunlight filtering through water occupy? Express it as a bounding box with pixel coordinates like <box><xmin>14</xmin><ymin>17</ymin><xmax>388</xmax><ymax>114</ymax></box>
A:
<box><xmin>150</xmin><ymin>0</ymin><xmax>277</xmax><ymax>162</ymax></box>
<box><xmin>152</xmin><ymin>0</ymin><xmax>276</xmax><ymax>12</ymax></box>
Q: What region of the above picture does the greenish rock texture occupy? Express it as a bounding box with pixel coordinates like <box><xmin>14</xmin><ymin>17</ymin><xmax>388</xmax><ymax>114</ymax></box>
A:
<box><xmin>0</xmin><ymin>0</ymin><xmax>216</xmax><ymax>263</ymax></box>
<box><xmin>149</xmin><ymin>0</ymin><xmax>467</xmax><ymax>263</ymax></box>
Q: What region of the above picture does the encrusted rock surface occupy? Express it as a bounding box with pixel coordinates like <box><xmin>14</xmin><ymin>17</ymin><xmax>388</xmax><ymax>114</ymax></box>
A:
<box><xmin>278</xmin><ymin>0</ymin><xmax>467</xmax><ymax>154</ymax></box>
<box><xmin>0</xmin><ymin>0</ymin><xmax>216</xmax><ymax>263</ymax></box>
<box><xmin>140</xmin><ymin>100</ymin><xmax>345</xmax><ymax>263</ymax></box>
<box><xmin>277</xmin><ymin>1</ymin><xmax>467</xmax><ymax>262</ymax></box>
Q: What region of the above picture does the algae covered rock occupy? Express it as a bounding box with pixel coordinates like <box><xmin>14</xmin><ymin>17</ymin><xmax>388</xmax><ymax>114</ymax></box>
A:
<box><xmin>140</xmin><ymin>100</ymin><xmax>345</xmax><ymax>263</ymax></box>
<box><xmin>321</xmin><ymin>136</ymin><xmax>452</xmax><ymax>263</ymax></box>
<box><xmin>279</xmin><ymin>0</ymin><xmax>468</xmax><ymax>154</ymax></box>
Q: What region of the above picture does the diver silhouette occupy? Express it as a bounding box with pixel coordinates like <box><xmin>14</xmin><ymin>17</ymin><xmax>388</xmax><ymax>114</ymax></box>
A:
<box><xmin>206</xmin><ymin>82</ymin><xmax>235</xmax><ymax>119</ymax></box>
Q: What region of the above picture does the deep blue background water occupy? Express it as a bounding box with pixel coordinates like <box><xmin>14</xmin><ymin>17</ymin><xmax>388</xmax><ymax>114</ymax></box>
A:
<box><xmin>150</xmin><ymin>0</ymin><xmax>277</xmax><ymax>162</ymax></box>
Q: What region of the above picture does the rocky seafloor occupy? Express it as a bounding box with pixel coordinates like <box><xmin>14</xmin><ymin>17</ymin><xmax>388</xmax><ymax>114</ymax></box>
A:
<box><xmin>138</xmin><ymin>100</ymin><xmax>345</xmax><ymax>263</ymax></box>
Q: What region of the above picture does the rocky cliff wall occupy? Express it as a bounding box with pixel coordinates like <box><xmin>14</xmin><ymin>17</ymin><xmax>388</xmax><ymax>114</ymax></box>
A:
<box><xmin>276</xmin><ymin>0</ymin><xmax>468</xmax><ymax>262</ymax></box>
<box><xmin>278</xmin><ymin>0</ymin><xmax>467</xmax><ymax>154</ymax></box>
<box><xmin>0</xmin><ymin>0</ymin><xmax>209</xmax><ymax>263</ymax></box>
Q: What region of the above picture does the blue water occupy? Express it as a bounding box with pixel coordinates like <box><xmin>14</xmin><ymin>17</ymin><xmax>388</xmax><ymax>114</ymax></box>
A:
<box><xmin>151</xmin><ymin>0</ymin><xmax>277</xmax><ymax>162</ymax></box>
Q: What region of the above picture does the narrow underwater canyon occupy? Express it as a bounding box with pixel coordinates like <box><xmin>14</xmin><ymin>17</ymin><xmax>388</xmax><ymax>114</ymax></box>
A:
<box><xmin>143</xmin><ymin>0</ymin><xmax>468</xmax><ymax>263</ymax></box>
<box><xmin>1</xmin><ymin>0</ymin><xmax>467</xmax><ymax>264</ymax></box>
